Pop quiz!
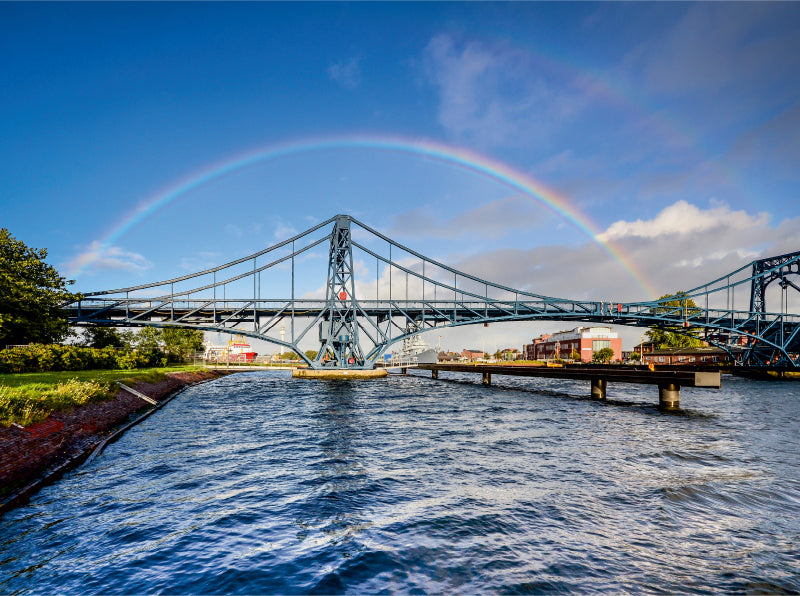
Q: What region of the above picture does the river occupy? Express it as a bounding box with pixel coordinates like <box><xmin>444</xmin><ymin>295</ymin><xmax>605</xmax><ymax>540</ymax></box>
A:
<box><xmin>1</xmin><ymin>370</ymin><xmax>799</xmax><ymax>593</ymax></box>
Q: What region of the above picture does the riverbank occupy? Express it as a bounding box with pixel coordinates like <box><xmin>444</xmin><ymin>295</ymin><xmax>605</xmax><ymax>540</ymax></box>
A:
<box><xmin>0</xmin><ymin>369</ymin><xmax>228</xmax><ymax>515</ymax></box>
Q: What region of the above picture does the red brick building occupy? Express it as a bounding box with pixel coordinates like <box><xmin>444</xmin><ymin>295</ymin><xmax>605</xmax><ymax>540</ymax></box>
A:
<box><xmin>524</xmin><ymin>327</ymin><xmax>623</xmax><ymax>363</ymax></box>
<box><xmin>461</xmin><ymin>349</ymin><xmax>484</xmax><ymax>361</ymax></box>
<box><xmin>523</xmin><ymin>333</ymin><xmax>552</xmax><ymax>360</ymax></box>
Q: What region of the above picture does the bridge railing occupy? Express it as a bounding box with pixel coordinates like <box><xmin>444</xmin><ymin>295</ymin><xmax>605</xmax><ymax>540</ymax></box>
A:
<box><xmin>66</xmin><ymin>297</ymin><xmax>799</xmax><ymax>322</ymax></box>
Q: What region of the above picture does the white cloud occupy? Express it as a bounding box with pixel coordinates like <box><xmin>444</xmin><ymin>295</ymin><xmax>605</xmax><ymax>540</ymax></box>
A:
<box><xmin>727</xmin><ymin>100</ymin><xmax>800</xmax><ymax>177</ymax></box>
<box><xmin>224</xmin><ymin>223</ymin><xmax>243</xmax><ymax>238</ymax></box>
<box><xmin>421</xmin><ymin>34</ymin><xmax>585</xmax><ymax>147</ymax></box>
<box><xmin>327</xmin><ymin>56</ymin><xmax>362</xmax><ymax>90</ymax></box>
<box><xmin>389</xmin><ymin>195</ymin><xmax>546</xmax><ymax>240</ymax></box>
<box><xmin>273</xmin><ymin>220</ymin><xmax>297</xmax><ymax>241</ymax></box>
<box><xmin>377</xmin><ymin>201</ymin><xmax>789</xmax><ymax>348</ymax></box>
<box><xmin>383</xmin><ymin>199</ymin><xmax>781</xmax><ymax>304</ymax></box>
<box><xmin>673</xmin><ymin>248</ymin><xmax>761</xmax><ymax>269</ymax></box>
<box><xmin>435</xmin><ymin>201</ymin><xmax>797</xmax><ymax>351</ymax></box>
<box><xmin>180</xmin><ymin>252</ymin><xmax>223</xmax><ymax>272</ymax></box>
<box><xmin>626</xmin><ymin>3</ymin><xmax>800</xmax><ymax>109</ymax></box>
<box><xmin>67</xmin><ymin>242</ymin><xmax>153</xmax><ymax>275</ymax></box>
<box><xmin>597</xmin><ymin>200</ymin><xmax>768</xmax><ymax>242</ymax></box>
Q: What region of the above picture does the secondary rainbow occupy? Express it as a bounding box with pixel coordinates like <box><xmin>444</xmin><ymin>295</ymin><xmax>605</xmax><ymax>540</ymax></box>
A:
<box><xmin>67</xmin><ymin>134</ymin><xmax>658</xmax><ymax>298</ymax></box>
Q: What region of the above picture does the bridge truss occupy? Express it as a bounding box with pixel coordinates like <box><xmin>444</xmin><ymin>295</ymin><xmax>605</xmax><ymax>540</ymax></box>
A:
<box><xmin>66</xmin><ymin>215</ymin><xmax>800</xmax><ymax>369</ymax></box>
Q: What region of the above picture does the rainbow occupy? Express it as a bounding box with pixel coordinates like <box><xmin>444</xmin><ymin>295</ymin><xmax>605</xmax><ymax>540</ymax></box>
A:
<box><xmin>67</xmin><ymin>134</ymin><xmax>658</xmax><ymax>298</ymax></box>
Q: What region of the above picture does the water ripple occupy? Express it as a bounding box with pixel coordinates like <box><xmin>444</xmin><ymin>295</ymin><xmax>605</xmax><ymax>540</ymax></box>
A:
<box><xmin>1</xmin><ymin>370</ymin><xmax>799</xmax><ymax>594</ymax></box>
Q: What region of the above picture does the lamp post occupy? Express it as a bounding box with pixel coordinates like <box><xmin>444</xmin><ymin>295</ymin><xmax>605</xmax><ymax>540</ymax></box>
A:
<box><xmin>639</xmin><ymin>334</ymin><xmax>646</xmax><ymax>365</ymax></box>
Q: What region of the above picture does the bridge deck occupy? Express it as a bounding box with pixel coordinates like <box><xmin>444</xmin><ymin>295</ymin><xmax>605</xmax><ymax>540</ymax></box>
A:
<box><xmin>418</xmin><ymin>363</ymin><xmax>720</xmax><ymax>387</ymax></box>
<box><xmin>417</xmin><ymin>363</ymin><xmax>721</xmax><ymax>408</ymax></box>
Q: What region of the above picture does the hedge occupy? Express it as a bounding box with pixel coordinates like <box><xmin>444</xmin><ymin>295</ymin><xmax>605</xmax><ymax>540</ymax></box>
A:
<box><xmin>0</xmin><ymin>344</ymin><xmax>165</xmax><ymax>374</ymax></box>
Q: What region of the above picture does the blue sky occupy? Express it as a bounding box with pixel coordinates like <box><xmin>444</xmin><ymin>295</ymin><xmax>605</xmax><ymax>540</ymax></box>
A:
<box><xmin>2</xmin><ymin>2</ymin><xmax>799</xmax><ymax>352</ymax></box>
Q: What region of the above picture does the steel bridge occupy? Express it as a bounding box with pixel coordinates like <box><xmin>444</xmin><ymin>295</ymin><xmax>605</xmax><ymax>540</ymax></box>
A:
<box><xmin>65</xmin><ymin>215</ymin><xmax>800</xmax><ymax>369</ymax></box>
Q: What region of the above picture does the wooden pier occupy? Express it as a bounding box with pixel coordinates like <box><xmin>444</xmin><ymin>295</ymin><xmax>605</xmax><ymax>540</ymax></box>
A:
<box><xmin>416</xmin><ymin>364</ymin><xmax>721</xmax><ymax>408</ymax></box>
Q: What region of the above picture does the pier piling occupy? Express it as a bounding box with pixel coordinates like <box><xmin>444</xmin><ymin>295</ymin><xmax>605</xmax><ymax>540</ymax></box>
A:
<box><xmin>591</xmin><ymin>378</ymin><xmax>607</xmax><ymax>400</ymax></box>
<box><xmin>658</xmin><ymin>383</ymin><xmax>680</xmax><ymax>408</ymax></box>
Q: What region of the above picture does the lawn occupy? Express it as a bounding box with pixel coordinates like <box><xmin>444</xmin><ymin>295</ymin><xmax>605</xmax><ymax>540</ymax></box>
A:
<box><xmin>0</xmin><ymin>365</ymin><xmax>206</xmax><ymax>427</ymax></box>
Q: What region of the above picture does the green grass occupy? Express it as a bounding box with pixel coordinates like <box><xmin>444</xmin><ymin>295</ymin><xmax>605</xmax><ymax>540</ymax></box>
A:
<box><xmin>0</xmin><ymin>379</ymin><xmax>114</xmax><ymax>427</ymax></box>
<box><xmin>0</xmin><ymin>365</ymin><xmax>206</xmax><ymax>427</ymax></box>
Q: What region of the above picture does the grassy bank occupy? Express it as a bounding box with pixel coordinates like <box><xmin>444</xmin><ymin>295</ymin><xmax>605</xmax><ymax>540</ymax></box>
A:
<box><xmin>0</xmin><ymin>365</ymin><xmax>206</xmax><ymax>427</ymax></box>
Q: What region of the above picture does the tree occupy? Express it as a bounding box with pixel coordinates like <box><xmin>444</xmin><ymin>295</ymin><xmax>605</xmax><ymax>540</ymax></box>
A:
<box><xmin>81</xmin><ymin>326</ymin><xmax>126</xmax><ymax>349</ymax></box>
<box><xmin>570</xmin><ymin>349</ymin><xmax>581</xmax><ymax>361</ymax></box>
<box><xmin>593</xmin><ymin>347</ymin><xmax>615</xmax><ymax>363</ymax></box>
<box><xmin>161</xmin><ymin>327</ymin><xmax>205</xmax><ymax>362</ymax></box>
<box><xmin>646</xmin><ymin>292</ymin><xmax>704</xmax><ymax>349</ymax></box>
<box><xmin>304</xmin><ymin>350</ymin><xmax>318</xmax><ymax>361</ymax></box>
<box><xmin>0</xmin><ymin>229</ymin><xmax>79</xmax><ymax>347</ymax></box>
<box><xmin>133</xmin><ymin>327</ymin><xmax>163</xmax><ymax>354</ymax></box>
<box><xmin>118</xmin><ymin>330</ymin><xmax>137</xmax><ymax>351</ymax></box>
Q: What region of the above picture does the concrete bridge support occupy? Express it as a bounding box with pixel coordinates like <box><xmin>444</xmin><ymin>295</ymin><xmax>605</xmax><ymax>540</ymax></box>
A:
<box><xmin>591</xmin><ymin>378</ymin><xmax>607</xmax><ymax>400</ymax></box>
<box><xmin>658</xmin><ymin>383</ymin><xmax>680</xmax><ymax>408</ymax></box>
<box><xmin>293</xmin><ymin>368</ymin><xmax>388</xmax><ymax>379</ymax></box>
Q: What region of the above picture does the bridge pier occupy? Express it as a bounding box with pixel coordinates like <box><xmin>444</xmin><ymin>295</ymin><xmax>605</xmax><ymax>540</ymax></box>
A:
<box><xmin>482</xmin><ymin>372</ymin><xmax>491</xmax><ymax>385</ymax></box>
<box><xmin>658</xmin><ymin>383</ymin><xmax>680</xmax><ymax>408</ymax></box>
<box><xmin>292</xmin><ymin>368</ymin><xmax>388</xmax><ymax>379</ymax></box>
<box><xmin>590</xmin><ymin>378</ymin><xmax>607</xmax><ymax>400</ymax></box>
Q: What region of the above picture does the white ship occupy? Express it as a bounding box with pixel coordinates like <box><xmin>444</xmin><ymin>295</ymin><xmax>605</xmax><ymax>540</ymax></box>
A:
<box><xmin>389</xmin><ymin>334</ymin><xmax>438</xmax><ymax>365</ymax></box>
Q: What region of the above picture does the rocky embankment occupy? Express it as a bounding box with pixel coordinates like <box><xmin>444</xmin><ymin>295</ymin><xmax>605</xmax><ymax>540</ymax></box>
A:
<box><xmin>0</xmin><ymin>370</ymin><xmax>227</xmax><ymax>514</ymax></box>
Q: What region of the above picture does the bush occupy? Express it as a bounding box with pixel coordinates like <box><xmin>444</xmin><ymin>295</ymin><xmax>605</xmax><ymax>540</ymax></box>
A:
<box><xmin>0</xmin><ymin>344</ymin><xmax>166</xmax><ymax>374</ymax></box>
<box><xmin>113</xmin><ymin>350</ymin><xmax>159</xmax><ymax>370</ymax></box>
<box><xmin>60</xmin><ymin>347</ymin><xmax>88</xmax><ymax>371</ymax></box>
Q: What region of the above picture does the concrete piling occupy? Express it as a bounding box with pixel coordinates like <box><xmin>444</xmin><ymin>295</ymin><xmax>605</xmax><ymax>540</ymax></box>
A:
<box><xmin>658</xmin><ymin>383</ymin><xmax>680</xmax><ymax>408</ymax></box>
<box><xmin>590</xmin><ymin>378</ymin><xmax>607</xmax><ymax>400</ymax></box>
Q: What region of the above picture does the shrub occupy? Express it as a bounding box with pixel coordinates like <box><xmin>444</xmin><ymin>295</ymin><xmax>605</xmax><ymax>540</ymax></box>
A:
<box><xmin>0</xmin><ymin>344</ymin><xmax>166</xmax><ymax>374</ymax></box>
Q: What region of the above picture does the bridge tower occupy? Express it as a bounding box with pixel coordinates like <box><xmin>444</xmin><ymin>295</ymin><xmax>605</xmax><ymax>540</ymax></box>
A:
<box><xmin>745</xmin><ymin>250</ymin><xmax>800</xmax><ymax>366</ymax></box>
<box><xmin>313</xmin><ymin>215</ymin><xmax>366</xmax><ymax>369</ymax></box>
<box><xmin>749</xmin><ymin>250</ymin><xmax>800</xmax><ymax>313</ymax></box>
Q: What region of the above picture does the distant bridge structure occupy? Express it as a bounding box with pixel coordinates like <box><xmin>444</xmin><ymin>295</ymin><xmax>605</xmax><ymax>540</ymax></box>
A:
<box><xmin>66</xmin><ymin>215</ymin><xmax>800</xmax><ymax>369</ymax></box>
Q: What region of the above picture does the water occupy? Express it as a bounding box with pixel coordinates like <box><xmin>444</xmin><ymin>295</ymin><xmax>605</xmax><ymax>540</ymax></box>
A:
<box><xmin>1</xmin><ymin>371</ymin><xmax>799</xmax><ymax>594</ymax></box>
